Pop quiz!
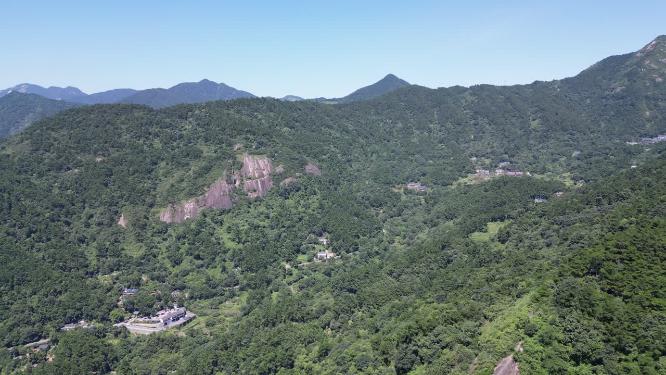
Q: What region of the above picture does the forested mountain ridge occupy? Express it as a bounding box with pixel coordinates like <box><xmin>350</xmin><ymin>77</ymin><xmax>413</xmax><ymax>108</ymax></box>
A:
<box><xmin>119</xmin><ymin>79</ymin><xmax>256</xmax><ymax>108</ymax></box>
<box><xmin>0</xmin><ymin>80</ymin><xmax>256</xmax><ymax>137</ymax></box>
<box><xmin>0</xmin><ymin>93</ymin><xmax>81</xmax><ymax>138</ymax></box>
<box><xmin>0</xmin><ymin>37</ymin><xmax>665</xmax><ymax>374</ymax></box>
<box><xmin>568</xmin><ymin>34</ymin><xmax>666</xmax><ymax>93</ymax></box>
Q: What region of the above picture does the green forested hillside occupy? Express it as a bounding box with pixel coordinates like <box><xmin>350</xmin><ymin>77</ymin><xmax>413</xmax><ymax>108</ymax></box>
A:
<box><xmin>0</xmin><ymin>93</ymin><xmax>80</xmax><ymax>138</ymax></box>
<box><xmin>0</xmin><ymin>37</ymin><xmax>665</xmax><ymax>374</ymax></box>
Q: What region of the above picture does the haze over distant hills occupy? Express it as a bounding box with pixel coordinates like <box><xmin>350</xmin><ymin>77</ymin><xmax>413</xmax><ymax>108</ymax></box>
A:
<box><xmin>1</xmin><ymin>32</ymin><xmax>664</xmax><ymax>139</ymax></box>
<box><xmin>0</xmin><ymin>93</ymin><xmax>81</xmax><ymax>138</ymax></box>
<box><xmin>0</xmin><ymin>75</ymin><xmax>414</xmax><ymax>137</ymax></box>
<box><xmin>0</xmin><ymin>80</ymin><xmax>256</xmax><ymax>137</ymax></box>
<box><xmin>0</xmin><ymin>74</ymin><xmax>412</xmax><ymax>107</ymax></box>
<box><xmin>0</xmin><ymin>79</ymin><xmax>255</xmax><ymax>107</ymax></box>
<box><xmin>0</xmin><ymin>84</ymin><xmax>88</xmax><ymax>102</ymax></box>
<box><xmin>118</xmin><ymin>79</ymin><xmax>255</xmax><ymax>108</ymax></box>
<box><xmin>78</xmin><ymin>89</ymin><xmax>139</xmax><ymax>105</ymax></box>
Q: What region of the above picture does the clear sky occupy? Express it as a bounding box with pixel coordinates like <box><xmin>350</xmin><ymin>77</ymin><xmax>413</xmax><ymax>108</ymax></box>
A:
<box><xmin>1</xmin><ymin>1</ymin><xmax>665</xmax><ymax>98</ymax></box>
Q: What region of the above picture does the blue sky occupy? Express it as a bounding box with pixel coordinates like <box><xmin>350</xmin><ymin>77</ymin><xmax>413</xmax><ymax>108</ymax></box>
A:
<box><xmin>1</xmin><ymin>1</ymin><xmax>665</xmax><ymax>97</ymax></box>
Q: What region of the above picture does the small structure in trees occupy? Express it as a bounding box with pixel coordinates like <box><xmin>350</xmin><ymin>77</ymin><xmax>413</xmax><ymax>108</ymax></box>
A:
<box><xmin>406</xmin><ymin>182</ymin><xmax>428</xmax><ymax>192</ymax></box>
<box><xmin>61</xmin><ymin>320</ymin><xmax>93</xmax><ymax>331</ymax></box>
<box><xmin>315</xmin><ymin>250</ymin><xmax>336</xmax><ymax>262</ymax></box>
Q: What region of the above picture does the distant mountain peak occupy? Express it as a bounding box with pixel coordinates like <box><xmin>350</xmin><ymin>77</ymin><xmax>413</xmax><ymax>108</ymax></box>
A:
<box><xmin>336</xmin><ymin>74</ymin><xmax>410</xmax><ymax>103</ymax></box>
<box><xmin>374</xmin><ymin>74</ymin><xmax>409</xmax><ymax>86</ymax></box>
<box><xmin>381</xmin><ymin>73</ymin><xmax>401</xmax><ymax>81</ymax></box>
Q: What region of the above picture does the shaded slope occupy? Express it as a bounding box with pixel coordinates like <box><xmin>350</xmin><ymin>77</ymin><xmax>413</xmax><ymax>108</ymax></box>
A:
<box><xmin>0</xmin><ymin>93</ymin><xmax>80</xmax><ymax>138</ymax></box>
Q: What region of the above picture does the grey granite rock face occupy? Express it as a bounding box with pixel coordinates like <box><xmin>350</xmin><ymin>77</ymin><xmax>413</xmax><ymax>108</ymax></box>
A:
<box><xmin>159</xmin><ymin>154</ymin><xmax>273</xmax><ymax>223</ymax></box>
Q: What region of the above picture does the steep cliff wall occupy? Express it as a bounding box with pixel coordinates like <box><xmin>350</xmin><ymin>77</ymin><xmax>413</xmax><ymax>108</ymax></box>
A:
<box><xmin>240</xmin><ymin>154</ymin><xmax>273</xmax><ymax>198</ymax></box>
<box><xmin>202</xmin><ymin>179</ymin><xmax>235</xmax><ymax>209</ymax></box>
<box><xmin>241</xmin><ymin>154</ymin><xmax>272</xmax><ymax>179</ymax></box>
<box><xmin>160</xmin><ymin>198</ymin><xmax>200</xmax><ymax>223</ymax></box>
<box><xmin>159</xmin><ymin>154</ymin><xmax>274</xmax><ymax>223</ymax></box>
<box><xmin>493</xmin><ymin>355</ymin><xmax>519</xmax><ymax>375</ymax></box>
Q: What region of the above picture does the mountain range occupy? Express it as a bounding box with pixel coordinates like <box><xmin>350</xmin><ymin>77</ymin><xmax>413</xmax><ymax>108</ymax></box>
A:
<box><xmin>0</xmin><ymin>83</ymin><xmax>88</xmax><ymax>102</ymax></box>
<box><xmin>0</xmin><ymin>79</ymin><xmax>254</xmax><ymax>106</ymax></box>
<box><xmin>118</xmin><ymin>79</ymin><xmax>255</xmax><ymax>108</ymax></box>
<box><xmin>0</xmin><ymin>73</ymin><xmax>412</xmax><ymax>108</ymax></box>
<box><xmin>0</xmin><ymin>75</ymin><xmax>412</xmax><ymax>137</ymax></box>
<box><xmin>0</xmin><ymin>36</ymin><xmax>665</xmax><ymax>374</ymax></box>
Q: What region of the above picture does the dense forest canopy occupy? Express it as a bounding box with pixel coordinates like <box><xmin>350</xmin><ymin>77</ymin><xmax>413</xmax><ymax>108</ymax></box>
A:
<box><xmin>0</xmin><ymin>37</ymin><xmax>665</xmax><ymax>374</ymax></box>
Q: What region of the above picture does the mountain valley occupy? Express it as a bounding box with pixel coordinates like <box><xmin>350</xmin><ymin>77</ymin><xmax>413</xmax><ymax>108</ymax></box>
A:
<box><xmin>0</xmin><ymin>36</ymin><xmax>665</xmax><ymax>374</ymax></box>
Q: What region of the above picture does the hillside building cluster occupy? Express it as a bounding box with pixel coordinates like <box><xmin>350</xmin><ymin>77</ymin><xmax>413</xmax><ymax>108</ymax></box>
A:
<box><xmin>473</xmin><ymin>162</ymin><xmax>529</xmax><ymax>181</ymax></box>
<box><xmin>405</xmin><ymin>182</ymin><xmax>428</xmax><ymax>192</ymax></box>
<box><xmin>114</xmin><ymin>305</ymin><xmax>195</xmax><ymax>335</ymax></box>
<box><xmin>315</xmin><ymin>250</ymin><xmax>336</xmax><ymax>261</ymax></box>
<box><xmin>60</xmin><ymin>320</ymin><xmax>93</xmax><ymax>331</ymax></box>
<box><xmin>626</xmin><ymin>134</ymin><xmax>666</xmax><ymax>145</ymax></box>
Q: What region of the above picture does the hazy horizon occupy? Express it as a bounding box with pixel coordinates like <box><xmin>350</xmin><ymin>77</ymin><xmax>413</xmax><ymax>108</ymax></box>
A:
<box><xmin>2</xmin><ymin>1</ymin><xmax>665</xmax><ymax>98</ymax></box>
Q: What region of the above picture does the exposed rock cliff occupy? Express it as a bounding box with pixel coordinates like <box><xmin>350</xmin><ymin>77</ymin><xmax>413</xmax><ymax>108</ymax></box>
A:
<box><xmin>117</xmin><ymin>213</ymin><xmax>128</xmax><ymax>228</ymax></box>
<box><xmin>160</xmin><ymin>198</ymin><xmax>200</xmax><ymax>224</ymax></box>
<box><xmin>202</xmin><ymin>179</ymin><xmax>235</xmax><ymax>209</ymax></box>
<box><xmin>493</xmin><ymin>355</ymin><xmax>519</xmax><ymax>375</ymax></box>
<box><xmin>244</xmin><ymin>177</ymin><xmax>272</xmax><ymax>198</ymax></box>
<box><xmin>240</xmin><ymin>154</ymin><xmax>273</xmax><ymax>198</ymax></box>
<box><xmin>304</xmin><ymin>162</ymin><xmax>321</xmax><ymax>176</ymax></box>
<box><xmin>280</xmin><ymin>177</ymin><xmax>297</xmax><ymax>187</ymax></box>
<box><xmin>241</xmin><ymin>154</ymin><xmax>272</xmax><ymax>179</ymax></box>
<box><xmin>160</xmin><ymin>154</ymin><xmax>274</xmax><ymax>223</ymax></box>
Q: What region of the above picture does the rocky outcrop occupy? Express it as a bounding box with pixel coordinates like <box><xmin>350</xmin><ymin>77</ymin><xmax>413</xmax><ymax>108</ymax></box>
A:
<box><xmin>493</xmin><ymin>355</ymin><xmax>519</xmax><ymax>375</ymax></box>
<box><xmin>244</xmin><ymin>177</ymin><xmax>272</xmax><ymax>198</ymax></box>
<box><xmin>304</xmin><ymin>162</ymin><xmax>321</xmax><ymax>176</ymax></box>
<box><xmin>117</xmin><ymin>213</ymin><xmax>128</xmax><ymax>228</ymax></box>
<box><xmin>280</xmin><ymin>176</ymin><xmax>297</xmax><ymax>187</ymax></box>
<box><xmin>160</xmin><ymin>198</ymin><xmax>199</xmax><ymax>223</ymax></box>
<box><xmin>240</xmin><ymin>154</ymin><xmax>273</xmax><ymax>198</ymax></box>
<box><xmin>241</xmin><ymin>154</ymin><xmax>272</xmax><ymax>179</ymax></box>
<box><xmin>160</xmin><ymin>154</ymin><xmax>274</xmax><ymax>223</ymax></box>
<box><xmin>202</xmin><ymin>179</ymin><xmax>235</xmax><ymax>209</ymax></box>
